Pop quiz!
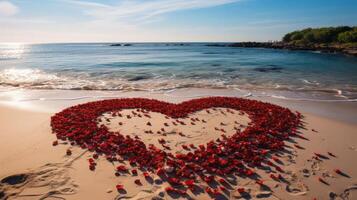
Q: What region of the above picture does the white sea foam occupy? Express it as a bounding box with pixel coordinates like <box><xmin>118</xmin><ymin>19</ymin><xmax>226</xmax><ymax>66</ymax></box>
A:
<box><xmin>0</xmin><ymin>67</ymin><xmax>356</xmax><ymax>102</ymax></box>
<box><xmin>300</xmin><ymin>79</ymin><xmax>320</xmax><ymax>85</ymax></box>
<box><xmin>0</xmin><ymin>68</ymin><xmax>60</xmax><ymax>85</ymax></box>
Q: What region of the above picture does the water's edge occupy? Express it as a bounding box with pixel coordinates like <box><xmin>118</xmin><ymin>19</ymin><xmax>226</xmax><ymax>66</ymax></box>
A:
<box><xmin>1</xmin><ymin>88</ymin><xmax>356</xmax><ymax>124</ymax></box>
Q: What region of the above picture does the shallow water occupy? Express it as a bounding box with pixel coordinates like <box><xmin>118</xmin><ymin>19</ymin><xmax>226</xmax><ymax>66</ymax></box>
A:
<box><xmin>1</xmin><ymin>43</ymin><xmax>357</xmax><ymax>101</ymax></box>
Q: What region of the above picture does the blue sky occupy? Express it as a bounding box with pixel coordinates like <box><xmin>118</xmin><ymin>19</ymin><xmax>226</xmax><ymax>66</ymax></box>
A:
<box><xmin>1</xmin><ymin>0</ymin><xmax>356</xmax><ymax>43</ymax></box>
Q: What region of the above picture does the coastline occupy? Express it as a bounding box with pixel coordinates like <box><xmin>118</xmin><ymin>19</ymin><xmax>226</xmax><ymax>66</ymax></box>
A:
<box><xmin>0</xmin><ymin>88</ymin><xmax>356</xmax><ymax>199</ymax></box>
<box><xmin>207</xmin><ymin>42</ymin><xmax>357</xmax><ymax>57</ymax></box>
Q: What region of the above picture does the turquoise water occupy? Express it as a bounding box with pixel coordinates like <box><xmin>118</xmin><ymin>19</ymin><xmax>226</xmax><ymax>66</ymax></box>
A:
<box><xmin>1</xmin><ymin>43</ymin><xmax>357</xmax><ymax>100</ymax></box>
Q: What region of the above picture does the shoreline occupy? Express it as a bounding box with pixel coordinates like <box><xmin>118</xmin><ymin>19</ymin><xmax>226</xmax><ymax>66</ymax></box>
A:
<box><xmin>1</xmin><ymin>88</ymin><xmax>356</xmax><ymax>123</ymax></box>
<box><xmin>207</xmin><ymin>42</ymin><xmax>357</xmax><ymax>57</ymax></box>
<box><xmin>0</xmin><ymin>88</ymin><xmax>357</xmax><ymax>199</ymax></box>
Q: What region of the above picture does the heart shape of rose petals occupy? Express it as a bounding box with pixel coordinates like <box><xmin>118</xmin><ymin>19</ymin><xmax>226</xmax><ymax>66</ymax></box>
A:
<box><xmin>51</xmin><ymin>97</ymin><xmax>301</xmax><ymax>191</ymax></box>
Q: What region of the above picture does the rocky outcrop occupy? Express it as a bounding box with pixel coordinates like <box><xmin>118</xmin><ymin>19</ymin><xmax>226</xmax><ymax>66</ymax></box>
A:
<box><xmin>110</xmin><ymin>43</ymin><xmax>132</xmax><ymax>47</ymax></box>
<box><xmin>206</xmin><ymin>42</ymin><xmax>357</xmax><ymax>57</ymax></box>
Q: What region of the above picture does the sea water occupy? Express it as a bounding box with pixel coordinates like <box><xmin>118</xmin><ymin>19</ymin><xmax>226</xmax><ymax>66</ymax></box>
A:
<box><xmin>1</xmin><ymin>43</ymin><xmax>357</xmax><ymax>101</ymax></box>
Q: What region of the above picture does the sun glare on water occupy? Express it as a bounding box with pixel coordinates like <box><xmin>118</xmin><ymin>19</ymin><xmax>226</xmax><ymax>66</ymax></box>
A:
<box><xmin>0</xmin><ymin>68</ymin><xmax>58</xmax><ymax>83</ymax></box>
<box><xmin>0</xmin><ymin>43</ymin><xmax>26</xmax><ymax>59</ymax></box>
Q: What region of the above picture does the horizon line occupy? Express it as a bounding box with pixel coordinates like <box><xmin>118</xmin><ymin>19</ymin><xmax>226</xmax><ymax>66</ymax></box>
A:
<box><xmin>0</xmin><ymin>40</ymin><xmax>280</xmax><ymax>45</ymax></box>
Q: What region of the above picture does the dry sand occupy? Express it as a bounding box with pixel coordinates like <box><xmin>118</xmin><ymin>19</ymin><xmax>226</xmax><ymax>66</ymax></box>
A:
<box><xmin>0</xmin><ymin>93</ymin><xmax>357</xmax><ymax>200</ymax></box>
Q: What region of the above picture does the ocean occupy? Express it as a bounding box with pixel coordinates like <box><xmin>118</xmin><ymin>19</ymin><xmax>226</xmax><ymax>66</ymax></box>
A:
<box><xmin>1</xmin><ymin>43</ymin><xmax>357</xmax><ymax>101</ymax></box>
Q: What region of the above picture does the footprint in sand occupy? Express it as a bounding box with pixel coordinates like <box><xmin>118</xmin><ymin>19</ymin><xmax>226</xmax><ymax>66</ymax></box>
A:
<box><xmin>285</xmin><ymin>182</ymin><xmax>308</xmax><ymax>196</ymax></box>
<box><xmin>0</xmin><ymin>151</ymin><xmax>85</xmax><ymax>200</ymax></box>
<box><xmin>339</xmin><ymin>184</ymin><xmax>357</xmax><ymax>200</ymax></box>
<box><xmin>311</xmin><ymin>160</ymin><xmax>322</xmax><ymax>173</ymax></box>
<box><xmin>1</xmin><ymin>174</ymin><xmax>28</xmax><ymax>186</ymax></box>
<box><xmin>255</xmin><ymin>191</ymin><xmax>272</xmax><ymax>198</ymax></box>
<box><xmin>0</xmin><ymin>173</ymin><xmax>29</xmax><ymax>200</ymax></box>
<box><xmin>322</xmin><ymin>171</ymin><xmax>334</xmax><ymax>179</ymax></box>
<box><xmin>285</xmin><ymin>175</ymin><xmax>309</xmax><ymax>197</ymax></box>
<box><xmin>301</xmin><ymin>168</ymin><xmax>311</xmax><ymax>177</ymax></box>
<box><xmin>348</xmin><ymin>146</ymin><xmax>356</xmax><ymax>151</ymax></box>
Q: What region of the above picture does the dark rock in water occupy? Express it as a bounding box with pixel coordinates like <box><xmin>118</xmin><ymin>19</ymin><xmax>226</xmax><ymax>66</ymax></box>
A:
<box><xmin>228</xmin><ymin>42</ymin><xmax>275</xmax><ymax>48</ymax></box>
<box><xmin>211</xmin><ymin>64</ymin><xmax>222</xmax><ymax>67</ymax></box>
<box><xmin>164</xmin><ymin>43</ymin><xmax>189</xmax><ymax>46</ymax></box>
<box><xmin>230</xmin><ymin>75</ymin><xmax>240</xmax><ymax>79</ymax></box>
<box><xmin>127</xmin><ymin>76</ymin><xmax>150</xmax><ymax>81</ymax></box>
<box><xmin>345</xmin><ymin>49</ymin><xmax>357</xmax><ymax>56</ymax></box>
<box><xmin>1</xmin><ymin>174</ymin><xmax>27</xmax><ymax>185</ymax></box>
<box><xmin>206</xmin><ymin>44</ymin><xmax>228</xmax><ymax>47</ymax></box>
<box><xmin>254</xmin><ymin>66</ymin><xmax>283</xmax><ymax>72</ymax></box>
<box><xmin>222</xmin><ymin>68</ymin><xmax>236</xmax><ymax>72</ymax></box>
<box><xmin>110</xmin><ymin>43</ymin><xmax>133</xmax><ymax>47</ymax></box>
<box><xmin>219</xmin><ymin>42</ymin><xmax>357</xmax><ymax>57</ymax></box>
<box><xmin>110</xmin><ymin>43</ymin><xmax>122</xmax><ymax>46</ymax></box>
<box><xmin>267</xmin><ymin>64</ymin><xmax>279</xmax><ymax>67</ymax></box>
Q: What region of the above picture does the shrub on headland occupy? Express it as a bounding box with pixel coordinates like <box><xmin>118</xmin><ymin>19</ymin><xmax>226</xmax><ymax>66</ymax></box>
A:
<box><xmin>282</xmin><ymin>26</ymin><xmax>357</xmax><ymax>44</ymax></box>
<box><xmin>338</xmin><ymin>28</ymin><xmax>357</xmax><ymax>43</ymax></box>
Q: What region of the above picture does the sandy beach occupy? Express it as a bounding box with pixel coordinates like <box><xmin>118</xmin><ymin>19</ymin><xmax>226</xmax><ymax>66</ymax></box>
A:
<box><xmin>0</xmin><ymin>89</ymin><xmax>356</xmax><ymax>200</ymax></box>
<box><xmin>1</xmin><ymin>0</ymin><xmax>357</xmax><ymax>199</ymax></box>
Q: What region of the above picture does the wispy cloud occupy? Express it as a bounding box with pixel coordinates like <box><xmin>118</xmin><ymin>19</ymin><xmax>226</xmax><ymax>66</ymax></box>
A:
<box><xmin>63</xmin><ymin>0</ymin><xmax>239</xmax><ymax>23</ymax></box>
<box><xmin>0</xmin><ymin>1</ymin><xmax>19</xmax><ymax>16</ymax></box>
<box><xmin>62</xmin><ymin>0</ymin><xmax>112</xmax><ymax>9</ymax></box>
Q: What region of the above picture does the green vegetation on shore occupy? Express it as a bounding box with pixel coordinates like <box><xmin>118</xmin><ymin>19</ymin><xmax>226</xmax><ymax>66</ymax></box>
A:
<box><xmin>208</xmin><ymin>26</ymin><xmax>357</xmax><ymax>56</ymax></box>
<box><xmin>282</xmin><ymin>26</ymin><xmax>357</xmax><ymax>46</ymax></box>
